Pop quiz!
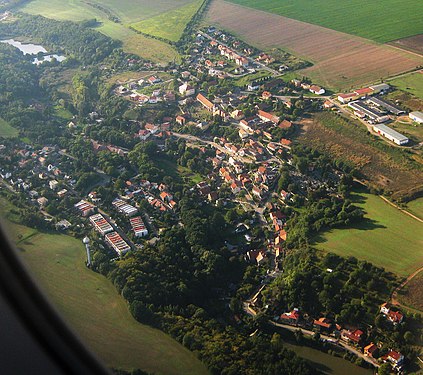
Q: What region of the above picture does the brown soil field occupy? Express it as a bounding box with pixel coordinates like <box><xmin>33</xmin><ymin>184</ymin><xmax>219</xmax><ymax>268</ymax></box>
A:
<box><xmin>389</xmin><ymin>34</ymin><xmax>423</xmax><ymax>56</ymax></box>
<box><xmin>298</xmin><ymin>114</ymin><xmax>423</xmax><ymax>200</ymax></box>
<box><xmin>206</xmin><ymin>0</ymin><xmax>423</xmax><ymax>90</ymax></box>
<box><xmin>397</xmin><ymin>270</ymin><xmax>423</xmax><ymax>312</ymax></box>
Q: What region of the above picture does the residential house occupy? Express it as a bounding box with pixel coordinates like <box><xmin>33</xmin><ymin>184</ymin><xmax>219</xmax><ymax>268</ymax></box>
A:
<box><xmin>363</xmin><ymin>343</ymin><xmax>378</xmax><ymax>358</ymax></box>
<box><xmin>179</xmin><ymin>82</ymin><xmax>195</xmax><ymax>96</ymax></box>
<box><xmin>309</xmin><ymin>85</ymin><xmax>325</xmax><ymax>95</ymax></box>
<box><xmin>381</xmin><ymin>350</ymin><xmax>404</xmax><ymax>369</ymax></box>
<box><xmin>341</xmin><ymin>329</ymin><xmax>364</xmax><ymax>345</ymax></box>
<box><xmin>313</xmin><ymin>317</ymin><xmax>332</xmax><ymax>332</ymax></box>
<box><xmin>280</xmin><ymin>309</ymin><xmax>300</xmax><ymax>325</ymax></box>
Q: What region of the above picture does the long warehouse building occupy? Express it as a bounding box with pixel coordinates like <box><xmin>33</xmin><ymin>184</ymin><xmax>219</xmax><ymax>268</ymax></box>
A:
<box><xmin>373</xmin><ymin>124</ymin><xmax>409</xmax><ymax>145</ymax></box>
<box><xmin>105</xmin><ymin>231</ymin><xmax>131</xmax><ymax>256</ymax></box>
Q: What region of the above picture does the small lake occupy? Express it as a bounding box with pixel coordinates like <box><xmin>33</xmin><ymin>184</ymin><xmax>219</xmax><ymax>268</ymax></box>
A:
<box><xmin>1</xmin><ymin>39</ymin><xmax>65</xmax><ymax>64</ymax></box>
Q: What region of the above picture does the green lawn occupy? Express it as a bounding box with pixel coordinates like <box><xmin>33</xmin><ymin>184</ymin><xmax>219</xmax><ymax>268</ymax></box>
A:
<box><xmin>131</xmin><ymin>0</ymin><xmax>203</xmax><ymax>42</ymax></box>
<box><xmin>226</xmin><ymin>0</ymin><xmax>423</xmax><ymax>43</ymax></box>
<box><xmin>314</xmin><ymin>191</ymin><xmax>423</xmax><ymax>277</ymax></box>
<box><xmin>0</xmin><ymin>202</ymin><xmax>208</xmax><ymax>374</ymax></box>
<box><xmin>388</xmin><ymin>72</ymin><xmax>423</xmax><ymax>100</ymax></box>
<box><xmin>18</xmin><ymin>0</ymin><xmax>181</xmax><ymax>63</ymax></box>
<box><xmin>0</xmin><ymin>117</ymin><xmax>18</xmax><ymax>138</ymax></box>
<box><xmin>407</xmin><ymin>197</ymin><xmax>423</xmax><ymax>220</ymax></box>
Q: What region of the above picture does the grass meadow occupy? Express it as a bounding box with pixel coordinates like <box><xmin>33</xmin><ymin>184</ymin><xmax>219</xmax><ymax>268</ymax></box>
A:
<box><xmin>407</xmin><ymin>197</ymin><xmax>423</xmax><ymax>220</ymax></box>
<box><xmin>389</xmin><ymin>72</ymin><xmax>423</xmax><ymax>100</ymax></box>
<box><xmin>18</xmin><ymin>0</ymin><xmax>181</xmax><ymax>63</ymax></box>
<box><xmin>131</xmin><ymin>0</ymin><xmax>203</xmax><ymax>42</ymax></box>
<box><xmin>0</xmin><ymin>118</ymin><xmax>18</xmax><ymax>138</ymax></box>
<box><xmin>0</xmin><ymin>199</ymin><xmax>208</xmax><ymax>375</ymax></box>
<box><xmin>226</xmin><ymin>0</ymin><xmax>423</xmax><ymax>43</ymax></box>
<box><xmin>314</xmin><ymin>190</ymin><xmax>423</xmax><ymax>277</ymax></box>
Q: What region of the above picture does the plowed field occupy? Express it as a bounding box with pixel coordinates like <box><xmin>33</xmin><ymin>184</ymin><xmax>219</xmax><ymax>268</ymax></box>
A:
<box><xmin>207</xmin><ymin>0</ymin><xmax>422</xmax><ymax>90</ymax></box>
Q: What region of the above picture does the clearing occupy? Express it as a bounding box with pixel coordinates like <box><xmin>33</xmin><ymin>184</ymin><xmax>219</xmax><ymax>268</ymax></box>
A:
<box><xmin>0</xmin><ymin>201</ymin><xmax>208</xmax><ymax>374</ymax></box>
<box><xmin>131</xmin><ymin>0</ymin><xmax>203</xmax><ymax>42</ymax></box>
<box><xmin>0</xmin><ymin>117</ymin><xmax>18</xmax><ymax>138</ymax></box>
<box><xmin>18</xmin><ymin>0</ymin><xmax>181</xmax><ymax>63</ymax></box>
<box><xmin>298</xmin><ymin>112</ymin><xmax>423</xmax><ymax>200</ymax></box>
<box><xmin>206</xmin><ymin>0</ymin><xmax>422</xmax><ymax>91</ymax></box>
<box><xmin>313</xmin><ymin>190</ymin><xmax>423</xmax><ymax>277</ymax></box>
<box><xmin>225</xmin><ymin>0</ymin><xmax>423</xmax><ymax>43</ymax></box>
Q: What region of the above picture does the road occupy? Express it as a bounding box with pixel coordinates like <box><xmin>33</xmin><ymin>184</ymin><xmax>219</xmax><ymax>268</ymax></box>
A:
<box><xmin>242</xmin><ymin>301</ymin><xmax>379</xmax><ymax>368</ymax></box>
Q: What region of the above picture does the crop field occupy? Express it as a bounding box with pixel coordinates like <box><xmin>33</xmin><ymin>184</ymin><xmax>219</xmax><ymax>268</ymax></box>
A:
<box><xmin>0</xmin><ymin>117</ymin><xmax>18</xmax><ymax>138</ymax></box>
<box><xmin>298</xmin><ymin>112</ymin><xmax>423</xmax><ymax>200</ymax></box>
<box><xmin>388</xmin><ymin>71</ymin><xmax>423</xmax><ymax>100</ymax></box>
<box><xmin>0</xmin><ymin>202</ymin><xmax>208</xmax><ymax>374</ymax></box>
<box><xmin>206</xmin><ymin>0</ymin><xmax>421</xmax><ymax>91</ymax></box>
<box><xmin>131</xmin><ymin>0</ymin><xmax>203</xmax><ymax>42</ymax></box>
<box><xmin>226</xmin><ymin>0</ymin><xmax>423</xmax><ymax>43</ymax></box>
<box><xmin>314</xmin><ymin>190</ymin><xmax>423</xmax><ymax>277</ymax></box>
<box><xmin>18</xmin><ymin>0</ymin><xmax>182</xmax><ymax>63</ymax></box>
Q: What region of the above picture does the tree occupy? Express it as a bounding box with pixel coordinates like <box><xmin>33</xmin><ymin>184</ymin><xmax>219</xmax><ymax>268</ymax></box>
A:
<box><xmin>378</xmin><ymin>363</ymin><xmax>391</xmax><ymax>375</ymax></box>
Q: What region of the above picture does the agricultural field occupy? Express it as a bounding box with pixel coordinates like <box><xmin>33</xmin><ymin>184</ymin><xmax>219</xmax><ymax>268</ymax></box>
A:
<box><xmin>206</xmin><ymin>0</ymin><xmax>422</xmax><ymax>91</ymax></box>
<box><xmin>18</xmin><ymin>0</ymin><xmax>182</xmax><ymax>63</ymax></box>
<box><xmin>407</xmin><ymin>197</ymin><xmax>423</xmax><ymax>220</ymax></box>
<box><xmin>298</xmin><ymin>112</ymin><xmax>423</xmax><ymax>200</ymax></box>
<box><xmin>226</xmin><ymin>0</ymin><xmax>423</xmax><ymax>43</ymax></box>
<box><xmin>388</xmin><ymin>71</ymin><xmax>423</xmax><ymax>100</ymax></box>
<box><xmin>131</xmin><ymin>0</ymin><xmax>203</xmax><ymax>42</ymax></box>
<box><xmin>389</xmin><ymin>34</ymin><xmax>423</xmax><ymax>55</ymax></box>
<box><xmin>313</xmin><ymin>190</ymin><xmax>423</xmax><ymax>277</ymax></box>
<box><xmin>0</xmin><ymin>117</ymin><xmax>18</xmax><ymax>138</ymax></box>
<box><xmin>0</xmin><ymin>201</ymin><xmax>208</xmax><ymax>375</ymax></box>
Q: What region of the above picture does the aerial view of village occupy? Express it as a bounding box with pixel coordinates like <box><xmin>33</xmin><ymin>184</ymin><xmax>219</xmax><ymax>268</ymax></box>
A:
<box><xmin>0</xmin><ymin>0</ymin><xmax>422</xmax><ymax>374</ymax></box>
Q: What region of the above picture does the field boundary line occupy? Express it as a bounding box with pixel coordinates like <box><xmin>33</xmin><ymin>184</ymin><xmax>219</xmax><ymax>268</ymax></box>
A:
<box><xmin>390</xmin><ymin>266</ymin><xmax>423</xmax><ymax>311</ymax></box>
<box><xmin>379</xmin><ymin>195</ymin><xmax>423</xmax><ymax>223</ymax></box>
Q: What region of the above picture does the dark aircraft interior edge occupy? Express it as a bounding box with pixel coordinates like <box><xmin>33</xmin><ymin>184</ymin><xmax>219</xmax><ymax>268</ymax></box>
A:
<box><xmin>0</xmin><ymin>223</ymin><xmax>111</xmax><ymax>374</ymax></box>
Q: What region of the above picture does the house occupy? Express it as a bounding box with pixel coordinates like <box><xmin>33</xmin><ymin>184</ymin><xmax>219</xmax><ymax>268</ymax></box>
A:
<box><xmin>280</xmin><ymin>138</ymin><xmax>292</xmax><ymax>146</ymax></box>
<box><xmin>309</xmin><ymin>85</ymin><xmax>325</xmax><ymax>95</ymax></box>
<box><xmin>258</xmin><ymin>110</ymin><xmax>279</xmax><ymax>124</ymax></box>
<box><xmin>148</xmin><ymin>76</ymin><xmax>161</xmax><ymax>84</ymax></box>
<box><xmin>235</xmin><ymin>56</ymin><xmax>249</xmax><ymax>67</ymax></box>
<box><xmin>337</xmin><ymin>93</ymin><xmax>359</xmax><ymax>104</ymax></box>
<box><xmin>37</xmin><ymin>196</ymin><xmax>48</xmax><ymax>207</ymax></box>
<box><xmin>247</xmin><ymin>82</ymin><xmax>260</xmax><ymax>91</ymax></box>
<box><xmin>231</xmin><ymin>109</ymin><xmax>244</xmax><ymax>120</ymax></box>
<box><xmin>324</xmin><ymin>100</ymin><xmax>334</xmax><ymax>109</ymax></box>
<box><xmin>231</xmin><ymin>181</ymin><xmax>242</xmax><ymax>194</ymax></box>
<box><xmin>363</xmin><ymin>343</ymin><xmax>378</xmax><ymax>358</ymax></box>
<box><xmin>262</xmin><ymin>91</ymin><xmax>272</xmax><ymax>100</ymax></box>
<box><xmin>208</xmin><ymin>191</ymin><xmax>218</xmax><ymax>202</ymax></box>
<box><xmin>278</xmin><ymin>119</ymin><xmax>292</xmax><ymax>129</ymax></box>
<box><xmin>381</xmin><ymin>350</ymin><xmax>404</xmax><ymax>368</ymax></box>
<box><xmin>380</xmin><ymin>302</ymin><xmax>404</xmax><ymax>324</ymax></box>
<box><xmin>49</xmin><ymin>180</ymin><xmax>59</xmax><ymax>190</ymax></box>
<box><xmin>341</xmin><ymin>329</ymin><xmax>364</xmax><ymax>344</ymax></box>
<box><xmin>55</xmin><ymin>219</ymin><xmax>71</xmax><ymax>230</ymax></box>
<box><xmin>176</xmin><ymin>115</ymin><xmax>187</xmax><ymax>126</ymax></box>
<box><xmin>280</xmin><ymin>309</ymin><xmax>300</xmax><ymax>325</ymax></box>
<box><xmin>313</xmin><ymin>317</ymin><xmax>332</xmax><ymax>332</ymax></box>
<box><xmin>57</xmin><ymin>188</ymin><xmax>67</xmax><ymax>198</ymax></box>
<box><xmin>138</xmin><ymin>130</ymin><xmax>151</xmax><ymax>141</ymax></box>
<box><xmin>246</xmin><ymin>249</ymin><xmax>266</xmax><ymax>265</ymax></box>
<box><xmin>179</xmin><ymin>82</ymin><xmax>195</xmax><ymax>96</ymax></box>
<box><xmin>409</xmin><ymin>111</ymin><xmax>423</xmax><ymax>124</ymax></box>
<box><xmin>197</xmin><ymin>93</ymin><xmax>214</xmax><ymax>111</ymax></box>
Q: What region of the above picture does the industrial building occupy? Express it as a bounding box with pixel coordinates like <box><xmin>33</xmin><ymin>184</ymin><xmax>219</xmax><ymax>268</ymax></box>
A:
<box><xmin>373</xmin><ymin>124</ymin><xmax>409</xmax><ymax>145</ymax></box>
<box><xmin>129</xmin><ymin>216</ymin><xmax>148</xmax><ymax>237</ymax></box>
<box><xmin>112</xmin><ymin>198</ymin><xmax>138</xmax><ymax>216</ymax></box>
<box><xmin>105</xmin><ymin>231</ymin><xmax>131</xmax><ymax>256</ymax></box>
<box><xmin>89</xmin><ymin>213</ymin><xmax>113</xmax><ymax>235</ymax></box>
<box><xmin>409</xmin><ymin>111</ymin><xmax>423</xmax><ymax>124</ymax></box>
<box><xmin>348</xmin><ymin>101</ymin><xmax>390</xmax><ymax>123</ymax></box>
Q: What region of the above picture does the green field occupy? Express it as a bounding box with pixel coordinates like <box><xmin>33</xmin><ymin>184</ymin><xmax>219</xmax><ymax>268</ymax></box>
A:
<box><xmin>0</xmin><ymin>202</ymin><xmax>208</xmax><ymax>374</ymax></box>
<box><xmin>407</xmin><ymin>197</ymin><xmax>423</xmax><ymax>220</ymax></box>
<box><xmin>0</xmin><ymin>117</ymin><xmax>18</xmax><ymax>138</ymax></box>
<box><xmin>314</xmin><ymin>190</ymin><xmax>423</xmax><ymax>277</ymax></box>
<box><xmin>19</xmin><ymin>0</ymin><xmax>181</xmax><ymax>63</ymax></box>
<box><xmin>131</xmin><ymin>0</ymin><xmax>203</xmax><ymax>42</ymax></box>
<box><xmin>389</xmin><ymin>72</ymin><xmax>423</xmax><ymax>100</ymax></box>
<box><xmin>226</xmin><ymin>0</ymin><xmax>423</xmax><ymax>43</ymax></box>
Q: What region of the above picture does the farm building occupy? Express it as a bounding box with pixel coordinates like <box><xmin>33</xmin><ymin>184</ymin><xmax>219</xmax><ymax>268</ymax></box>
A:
<box><xmin>409</xmin><ymin>111</ymin><xmax>423</xmax><ymax>124</ymax></box>
<box><xmin>348</xmin><ymin>101</ymin><xmax>390</xmax><ymax>123</ymax></box>
<box><xmin>373</xmin><ymin>124</ymin><xmax>409</xmax><ymax>145</ymax></box>
<box><xmin>337</xmin><ymin>93</ymin><xmax>359</xmax><ymax>103</ymax></box>
<box><xmin>309</xmin><ymin>85</ymin><xmax>325</xmax><ymax>95</ymax></box>
<box><xmin>369</xmin><ymin>83</ymin><xmax>390</xmax><ymax>94</ymax></box>
<box><xmin>368</xmin><ymin>97</ymin><xmax>405</xmax><ymax>115</ymax></box>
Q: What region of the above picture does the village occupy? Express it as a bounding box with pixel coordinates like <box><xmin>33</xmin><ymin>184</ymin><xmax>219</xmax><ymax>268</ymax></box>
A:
<box><xmin>0</xmin><ymin>24</ymin><xmax>421</xmax><ymax>374</ymax></box>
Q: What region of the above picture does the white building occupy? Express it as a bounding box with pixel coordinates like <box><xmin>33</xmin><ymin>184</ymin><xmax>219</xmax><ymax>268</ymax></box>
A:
<box><xmin>373</xmin><ymin>124</ymin><xmax>409</xmax><ymax>145</ymax></box>
<box><xmin>178</xmin><ymin>82</ymin><xmax>195</xmax><ymax>96</ymax></box>
<box><xmin>49</xmin><ymin>180</ymin><xmax>59</xmax><ymax>190</ymax></box>
<box><xmin>409</xmin><ymin>111</ymin><xmax>423</xmax><ymax>124</ymax></box>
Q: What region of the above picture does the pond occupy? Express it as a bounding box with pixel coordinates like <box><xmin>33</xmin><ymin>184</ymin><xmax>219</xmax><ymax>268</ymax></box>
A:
<box><xmin>1</xmin><ymin>39</ymin><xmax>65</xmax><ymax>65</ymax></box>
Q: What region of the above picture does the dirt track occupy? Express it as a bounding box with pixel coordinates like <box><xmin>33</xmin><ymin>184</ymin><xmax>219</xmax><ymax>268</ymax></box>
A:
<box><xmin>207</xmin><ymin>0</ymin><xmax>423</xmax><ymax>90</ymax></box>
